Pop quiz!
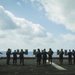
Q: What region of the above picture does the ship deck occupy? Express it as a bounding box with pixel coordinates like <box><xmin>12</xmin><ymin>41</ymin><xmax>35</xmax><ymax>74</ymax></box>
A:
<box><xmin>0</xmin><ymin>58</ymin><xmax>75</xmax><ymax>75</ymax></box>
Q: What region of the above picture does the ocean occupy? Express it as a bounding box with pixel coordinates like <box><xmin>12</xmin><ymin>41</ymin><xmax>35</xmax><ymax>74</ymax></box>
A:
<box><xmin>0</xmin><ymin>51</ymin><xmax>68</xmax><ymax>57</ymax></box>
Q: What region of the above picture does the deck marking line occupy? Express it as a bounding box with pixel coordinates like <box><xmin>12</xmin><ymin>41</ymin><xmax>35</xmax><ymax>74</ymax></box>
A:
<box><xmin>51</xmin><ymin>62</ymin><xmax>67</xmax><ymax>70</ymax></box>
<box><xmin>46</xmin><ymin>60</ymin><xmax>67</xmax><ymax>70</ymax></box>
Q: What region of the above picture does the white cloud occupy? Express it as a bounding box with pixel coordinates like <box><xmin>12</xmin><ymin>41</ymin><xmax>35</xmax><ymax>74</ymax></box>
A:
<box><xmin>0</xmin><ymin>6</ymin><xmax>18</xmax><ymax>30</ymax></box>
<box><xmin>60</xmin><ymin>33</ymin><xmax>75</xmax><ymax>42</ymax></box>
<box><xmin>38</xmin><ymin>0</ymin><xmax>75</xmax><ymax>32</ymax></box>
<box><xmin>53</xmin><ymin>33</ymin><xmax>75</xmax><ymax>50</ymax></box>
<box><xmin>0</xmin><ymin>4</ymin><xmax>75</xmax><ymax>51</ymax></box>
<box><xmin>0</xmin><ymin>5</ymin><xmax>53</xmax><ymax>51</ymax></box>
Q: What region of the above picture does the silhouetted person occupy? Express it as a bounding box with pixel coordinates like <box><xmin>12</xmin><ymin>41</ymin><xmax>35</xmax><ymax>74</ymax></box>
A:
<box><xmin>59</xmin><ymin>49</ymin><xmax>64</xmax><ymax>65</ymax></box>
<box><xmin>72</xmin><ymin>50</ymin><xmax>75</xmax><ymax>64</ymax></box>
<box><xmin>68</xmin><ymin>50</ymin><xmax>72</xmax><ymax>65</ymax></box>
<box><xmin>48</xmin><ymin>48</ymin><xmax>54</xmax><ymax>64</ymax></box>
<box><xmin>36</xmin><ymin>48</ymin><xmax>42</xmax><ymax>66</ymax></box>
<box><xmin>19</xmin><ymin>49</ymin><xmax>25</xmax><ymax>65</ymax></box>
<box><xmin>6</xmin><ymin>48</ymin><xmax>11</xmax><ymax>65</ymax></box>
<box><xmin>12</xmin><ymin>50</ymin><xmax>17</xmax><ymax>65</ymax></box>
<box><xmin>42</xmin><ymin>49</ymin><xmax>47</xmax><ymax>66</ymax></box>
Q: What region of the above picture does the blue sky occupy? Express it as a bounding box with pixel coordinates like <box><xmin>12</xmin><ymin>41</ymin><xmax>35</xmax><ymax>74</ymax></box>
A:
<box><xmin>0</xmin><ymin>0</ymin><xmax>75</xmax><ymax>51</ymax></box>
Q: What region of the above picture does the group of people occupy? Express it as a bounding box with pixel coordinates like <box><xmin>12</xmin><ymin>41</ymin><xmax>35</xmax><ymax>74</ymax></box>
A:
<box><xmin>59</xmin><ymin>49</ymin><xmax>75</xmax><ymax>65</ymax></box>
<box><xmin>0</xmin><ymin>48</ymin><xmax>75</xmax><ymax>66</ymax></box>
<box><xmin>36</xmin><ymin>48</ymin><xmax>75</xmax><ymax>66</ymax></box>
<box><xmin>6</xmin><ymin>48</ymin><xmax>25</xmax><ymax>65</ymax></box>
<box><xmin>0</xmin><ymin>48</ymin><xmax>54</xmax><ymax>66</ymax></box>
<box><xmin>36</xmin><ymin>48</ymin><xmax>53</xmax><ymax>66</ymax></box>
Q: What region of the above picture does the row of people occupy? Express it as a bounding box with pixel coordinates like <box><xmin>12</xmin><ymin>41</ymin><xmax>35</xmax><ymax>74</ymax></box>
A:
<box><xmin>36</xmin><ymin>48</ymin><xmax>75</xmax><ymax>66</ymax></box>
<box><xmin>0</xmin><ymin>48</ymin><xmax>75</xmax><ymax>66</ymax></box>
<box><xmin>36</xmin><ymin>48</ymin><xmax>53</xmax><ymax>66</ymax></box>
<box><xmin>6</xmin><ymin>48</ymin><xmax>25</xmax><ymax>65</ymax></box>
<box><xmin>6</xmin><ymin>48</ymin><xmax>54</xmax><ymax>66</ymax></box>
<box><xmin>59</xmin><ymin>49</ymin><xmax>75</xmax><ymax>65</ymax></box>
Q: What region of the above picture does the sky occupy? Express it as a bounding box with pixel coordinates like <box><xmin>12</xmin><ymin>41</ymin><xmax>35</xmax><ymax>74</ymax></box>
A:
<box><xmin>0</xmin><ymin>0</ymin><xmax>75</xmax><ymax>52</ymax></box>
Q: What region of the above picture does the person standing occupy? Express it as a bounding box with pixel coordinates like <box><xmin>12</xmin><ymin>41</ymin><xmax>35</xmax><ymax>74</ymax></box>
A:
<box><xmin>68</xmin><ymin>49</ymin><xmax>72</xmax><ymax>65</ymax></box>
<box><xmin>48</xmin><ymin>48</ymin><xmax>54</xmax><ymax>64</ymax></box>
<box><xmin>72</xmin><ymin>50</ymin><xmax>75</xmax><ymax>64</ymax></box>
<box><xmin>19</xmin><ymin>49</ymin><xmax>25</xmax><ymax>65</ymax></box>
<box><xmin>59</xmin><ymin>49</ymin><xmax>64</xmax><ymax>65</ymax></box>
<box><xmin>42</xmin><ymin>49</ymin><xmax>47</xmax><ymax>66</ymax></box>
<box><xmin>36</xmin><ymin>48</ymin><xmax>42</xmax><ymax>66</ymax></box>
<box><xmin>12</xmin><ymin>50</ymin><xmax>17</xmax><ymax>65</ymax></box>
<box><xmin>6</xmin><ymin>48</ymin><xmax>11</xmax><ymax>65</ymax></box>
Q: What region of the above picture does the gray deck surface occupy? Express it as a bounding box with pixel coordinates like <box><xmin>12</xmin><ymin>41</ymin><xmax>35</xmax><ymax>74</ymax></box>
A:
<box><xmin>0</xmin><ymin>58</ymin><xmax>75</xmax><ymax>75</ymax></box>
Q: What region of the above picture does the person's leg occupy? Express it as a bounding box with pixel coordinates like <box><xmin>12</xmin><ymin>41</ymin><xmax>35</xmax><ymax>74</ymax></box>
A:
<box><xmin>68</xmin><ymin>58</ymin><xmax>70</xmax><ymax>64</ymax></box>
<box><xmin>59</xmin><ymin>57</ymin><xmax>61</xmax><ymax>65</ymax></box>
<box><xmin>39</xmin><ymin>59</ymin><xmax>41</xmax><ymax>66</ymax></box>
<box><xmin>13</xmin><ymin>58</ymin><xmax>14</xmax><ymax>65</ymax></box>
<box><xmin>48</xmin><ymin>57</ymin><xmax>50</xmax><ymax>63</ymax></box>
<box><xmin>22</xmin><ymin>58</ymin><xmax>24</xmax><ymax>65</ymax></box>
<box><xmin>51</xmin><ymin>57</ymin><xmax>52</xmax><ymax>64</ymax></box>
<box><xmin>36</xmin><ymin>58</ymin><xmax>38</xmax><ymax>66</ymax></box>
<box><xmin>8</xmin><ymin>58</ymin><xmax>10</xmax><ymax>65</ymax></box>
<box><xmin>14</xmin><ymin>59</ymin><xmax>17</xmax><ymax>65</ymax></box>
<box><xmin>45</xmin><ymin>59</ymin><xmax>46</xmax><ymax>66</ymax></box>
<box><xmin>62</xmin><ymin>57</ymin><xmax>63</xmax><ymax>64</ymax></box>
<box><xmin>43</xmin><ymin>59</ymin><xmax>44</xmax><ymax>65</ymax></box>
<box><xmin>70</xmin><ymin>58</ymin><xmax>72</xmax><ymax>64</ymax></box>
<box><xmin>20</xmin><ymin>58</ymin><xmax>21</xmax><ymax>65</ymax></box>
<box><xmin>7</xmin><ymin>58</ymin><xmax>9</xmax><ymax>65</ymax></box>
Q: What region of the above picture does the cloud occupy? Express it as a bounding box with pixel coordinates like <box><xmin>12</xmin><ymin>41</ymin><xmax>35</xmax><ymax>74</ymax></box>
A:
<box><xmin>0</xmin><ymin>3</ymin><xmax>75</xmax><ymax>51</ymax></box>
<box><xmin>54</xmin><ymin>33</ymin><xmax>75</xmax><ymax>49</ymax></box>
<box><xmin>0</xmin><ymin>6</ymin><xmax>18</xmax><ymax>30</ymax></box>
<box><xmin>0</xmin><ymin>30</ymin><xmax>6</xmax><ymax>38</ymax></box>
<box><xmin>38</xmin><ymin>0</ymin><xmax>75</xmax><ymax>32</ymax></box>
<box><xmin>0</xmin><ymin>5</ymin><xmax>53</xmax><ymax>51</ymax></box>
<box><xmin>60</xmin><ymin>33</ymin><xmax>75</xmax><ymax>42</ymax></box>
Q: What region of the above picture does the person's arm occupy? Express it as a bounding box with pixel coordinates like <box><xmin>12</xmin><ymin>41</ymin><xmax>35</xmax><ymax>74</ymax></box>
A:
<box><xmin>52</xmin><ymin>51</ymin><xmax>54</xmax><ymax>55</ymax></box>
<box><xmin>11</xmin><ymin>52</ymin><xmax>13</xmax><ymax>55</ymax></box>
